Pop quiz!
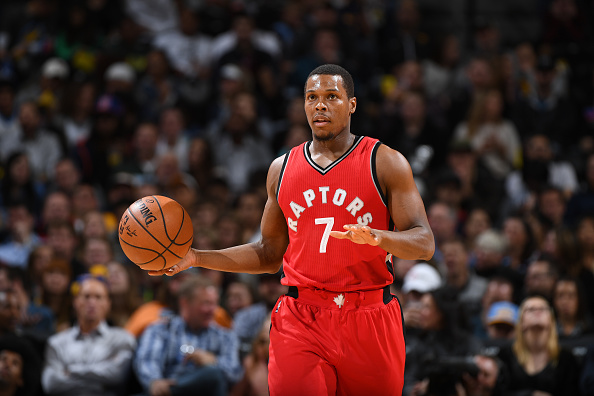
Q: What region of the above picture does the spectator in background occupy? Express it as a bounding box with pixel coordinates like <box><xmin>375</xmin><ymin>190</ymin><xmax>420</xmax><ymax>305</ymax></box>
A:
<box><xmin>575</xmin><ymin>216</ymin><xmax>594</xmax><ymax>319</ymax></box>
<box><xmin>208</xmin><ymin>96</ymin><xmax>273</xmax><ymax>197</ymax></box>
<box><xmin>422</xmin><ymin>34</ymin><xmax>465</xmax><ymax>104</ymax></box>
<box><xmin>565</xmin><ymin>152</ymin><xmax>594</xmax><ymax>226</ymax></box>
<box><xmin>452</xmin><ymin>89</ymin><xmax>522</xmax><ymax>180</ymax></box>
<box><xmin>80</xmin><ymin>211</ymin><xmax>110</xmax><ymax>242</ymax></box>
<box><xmin>155</xmin><ymin>107</ymin><xmax>190</xmax><ymax>171</ymax></box>
<box><xmin>212</xmin><ymin>13</ymin><xmax>281</xmax><ymax>105</ymax></box>
<box><xmin>236</xmin><ymin>190</ymin><xmax>265</xmax><ymax>244</ymax></box>
<box><xmin>0</xmin><ymin>287</ymin><xmax>21</xmax><ymax>337</ymax></box>
<box><xmin>426</xmin><ymin>201</ymin><xmax>459</xmax><ymax>263</ymax></box>
<box><xmin>224</xmin><ymin>281</ymin><xmax>256</xmax><ymax>319</ymax></box>
<box><xmin>460</xmin><ymin>353</ymin><xmax>510</xmax><ymax>396</ymax></box>
<box><xmin>470</xmin><ymin>229</ymin><xmax>508</xmax><ymax>279</ymax></box>
<box><xmin>26</xmin><ymin>244</ymin><xmax>53</xmax><ymax>303</ymax></box>
<box><xmin>134</xmin><ymin>275</ymin><xmax>242</xmax><ymax>396</ymax></box>
<box><xmin>53</xmin><ymin>4</ymin><xmax>103</xmax><ymax>76</ymax></box>
<box><xmin>45</xmin><ymin>221</ymin><xmax>85</xmax><ymax>279</ymax></box>
<box><xmin>444</xmin><ymin>141</ymin><xmax>504</xmax><ymax>221</ymax></box>
<box><xmin>523</xmin><ymin>255</ymin><xmax>559</xmax><ymax>303</ymax></box>
<box><xmin>0</xmin><ymin>333</ymin><xmax>42</xmax><ymax>396</ymax></box>
<box><xmin>187</xmin><ymin>137</ymin><xmax>216</xmax><ymax>190</ymax></box>
<box><xmin>232</xmin><ymin>273</ymin><xmax>287</xmax><ymax>361</ymax></box>
<box><xmin>541</xmin><ymin>0</ymin><xmax>591</xmax><ymax>65</ymax></box>
<box><xmin>206</xmin><ymin>63</ymin><xmax>245</xmax><ymax>133</ymax></box>
<box><xmin>40</xmin><ymin>258</ymin><xmax>73</xmax><ymax>332</ymax></box>
<box><xmin>50</xmin><ymin>158</ymin><xmax>82</xmax><ymax>197</ymax></box>
<box><xmin>441</xmin><ymin>238</ymin><xmax>487</xmax><ymax>329</ymax></box>
<box><xmin>535</xmin><ymin>185</ymin><xmax>567</xmax><ymax>231</ymax></box>
<box><xmin>230</xmin><ymin>319</ymin><xmax>270</xmax><ymax>396</ymax></box>
<box><xmin>405</xmin><ymin>286</ymin><xmax>482</xmax><ymax>396</ymax></box>
<box><xmin>502</xmin><ymin>214</ymin><xmax>538</xmax><ymax>274</ymax></box>
<box><xmin>480</xmin><ymin>268</ymin><xmax>523</xmax><ymax>335</ymax></box>
<box><xmin>377</xmin><ymin>0</ymin><xmax>431</xmax><ymax>73</ymax></box>
<box><xmin>80</xmin><ymin>237</ymin><xmax>113</xmax><ymax>271</ymax></box>
<box><xmin>124</xmin><ymin>0</ymin><xmax>179</xmax><ymax>35</ymax></box>
<box><xmin>105</xmin><ymin>261</ymin><xmax>141</xmax><ymax>328</ymax></box>
<box><xmin>15</xmin><ymin>57</ymin><xmax>68</xmax><ymax>117</ymax></box>
<box><xmin>104</xmin><ymin>62</ymin><xmax>136</xmax><ymax>98</ymax></box>
<box><xmin>463</xmin><ymin>207</ymin><xmax>493</xmax><ymax>250</ymax></box>
<box><xmin>449</xmin><ymin>57</ymin><xmax>496</xmax><ymax>131</ymax></box>
<box><xmin>484</xmin><ymin>301</ymin><xmax>519</xmax><ymax>347</ymax></box>
<box><xmin>505</xmin><ymin>134</ymin><xmax>578</xmax><ymax>217</ymax></box>
<box><xmin>8</xmin><ymin>267</ymin><xmax>55</xmax><ymax>341</ymax></box>
<box><xmin>116</xmin><ymin>122</ymin><xmax>160</xmax><ymax>177</ymax></box>
<box><xmin>497</xmin><ymin>296</ymin><xmax>580</xmax><ymax>396</ymax></box>
<box><xmin>552</xmin><ymin>275</ymin><xmax>593</xmax><ymax>339</ymax></box>
<box><xmin>71</xmin><ymin>183</ymin><xmax>104</xmax><ymax>232</ymax></box>
<box><xmin>0</xmin><ymin>80</ymin><xmax>18</xmax><ymax>135</ymax></box>
<box><xmin>39</xmin><ymin>192</ymin><xmax>73</xmax><ymax>236</ymax></box>
<box><xmin>0</xmin><ymin>151</ymin><xmax>44</xmax><ymax>218</ymax></box>
<box><xmin>72</xmin><ymin>93</ymin><xmax>128</xmax><ymax>190</ymax></box>
<box><xmin>60</xmin><ymin>82</ymin><xmax>96</xmax><ymax>149</ymax></box>
<box><xmin>152</xmin><ymin>7</ymin><xmax>212</xmax><ymax>110</ymax></box>
<box><xmin>134</xmin><ymin>49</ymin><xmax>179</xmax><ymax>123</ymax></box>
<box><xmin>375</xmin><ymin>91</ymin><xmax>448</xmax><ymax>176</ymax></box>
<box><xmin>0</xmin><ymin>204</ymin><xmax>41</xmax><ymax>269</ymax></box>
<box><xmin>0</xmin><ymin>101</ymin><xmax>62</xmax><ymax>183</ymax></box>
<box><xmin>42</xmin><ymin>274</ymin><xmax>136</xmax><ymax>396</ymax></box>
<box><xmin>400</xmin><ymin>262</ymin><xmax>442</xmax><ymax>333</ymax></box>
<box><xmin>511</xmin><ymin>55</ymin><xmax>577</xmax><ymax>150</ymax></box>
<box><xmin>582</xmin><ymin>346</ymin><xmax>594</xmax><ymax>396</ymax></box>
<box><xmin>125</xmin><ymin>271</ymin><xmax>190</xmax><ymax>339</ymax></box>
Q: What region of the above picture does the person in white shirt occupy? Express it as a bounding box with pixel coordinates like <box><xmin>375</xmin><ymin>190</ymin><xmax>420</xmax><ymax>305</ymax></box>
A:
<box><xmin>42</xmin><ymin>275</ymin><xmax>136</xmax><ymax>396</ymax></box>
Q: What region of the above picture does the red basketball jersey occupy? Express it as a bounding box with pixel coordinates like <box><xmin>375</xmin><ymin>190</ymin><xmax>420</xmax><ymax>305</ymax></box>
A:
<box><xmin>276</xmin><ymin>136</ymin><xmax>394</xmax><ymax>292</ymax></box>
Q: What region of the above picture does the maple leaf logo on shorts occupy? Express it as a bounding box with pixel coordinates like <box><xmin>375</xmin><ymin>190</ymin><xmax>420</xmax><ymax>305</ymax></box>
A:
<box><xmin>334</xmin><ymin>294</ymin><xmax>345</xmax><ymax>308</ymax></box>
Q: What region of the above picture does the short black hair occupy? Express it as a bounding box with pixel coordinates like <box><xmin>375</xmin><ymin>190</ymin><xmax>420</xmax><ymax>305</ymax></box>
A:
<box><xmin>306</xmin><ymin>64</ymin><xmax>355</xmax><ymax>98</ymax></box>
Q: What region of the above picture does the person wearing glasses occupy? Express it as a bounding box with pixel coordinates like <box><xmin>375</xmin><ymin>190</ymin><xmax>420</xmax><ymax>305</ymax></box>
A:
<box><xmin>497</xmin><ymin>296</ymin><xmax>580</xmax><ymax>396</ymax></box>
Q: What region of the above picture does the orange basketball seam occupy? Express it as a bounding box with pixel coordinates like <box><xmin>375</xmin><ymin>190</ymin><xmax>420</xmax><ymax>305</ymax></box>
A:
<box><xmin>152</xmin><ymin>195</ymin><xmax>193</xmax><ymax>246</ymax></box>
<box><xmin>126</xmin><ymin>207</ymin><xmax>185</xmax><ymax>260</ymax></box>
<box><xmin>118</xmin><ymin>236</ymin><xmax>167</xmax><ymax>267</ymax></box>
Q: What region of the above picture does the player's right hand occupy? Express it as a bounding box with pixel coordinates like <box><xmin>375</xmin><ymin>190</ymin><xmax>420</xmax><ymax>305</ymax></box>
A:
<box><xmin>148</xmin><ymin>249</ymin><xmax>195</xmax><ymax>276</ymax></box>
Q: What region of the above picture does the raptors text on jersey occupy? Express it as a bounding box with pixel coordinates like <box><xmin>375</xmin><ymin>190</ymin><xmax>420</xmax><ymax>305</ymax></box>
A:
<box><xmin>277</xmin><ymin>136</ymin><xmax>395</xmax><ymax>292</ymax></box>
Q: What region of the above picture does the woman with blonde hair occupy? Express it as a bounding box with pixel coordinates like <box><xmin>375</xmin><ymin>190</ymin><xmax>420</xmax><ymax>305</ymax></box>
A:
<box><xmin>498</xmin><ymin>295</ymin><xmax>579</xmax><ymax>395</ymax></box>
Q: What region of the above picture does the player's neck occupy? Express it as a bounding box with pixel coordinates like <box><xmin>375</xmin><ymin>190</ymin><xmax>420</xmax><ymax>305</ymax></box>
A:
<box><xmin>310</xmin><ymin>131</ymin><xmax>355</xmax><ymax>161</ymax></box>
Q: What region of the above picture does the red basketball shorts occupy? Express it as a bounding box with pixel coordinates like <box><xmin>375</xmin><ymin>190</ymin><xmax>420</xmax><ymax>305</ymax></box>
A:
<box><xmin>268</xmin><ymin>286</ymin><xmax>406</xmax><ymax>396</ymax></box>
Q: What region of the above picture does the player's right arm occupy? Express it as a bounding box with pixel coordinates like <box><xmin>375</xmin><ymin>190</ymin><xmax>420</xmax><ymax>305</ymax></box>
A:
<box><xmin>148</xmin><ymin>156</ymin><xmax>289</xmax><ymax>276</ymax></box>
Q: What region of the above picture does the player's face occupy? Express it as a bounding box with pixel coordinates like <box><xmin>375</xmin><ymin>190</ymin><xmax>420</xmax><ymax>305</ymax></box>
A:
<box><xmin>304</xmin><ymin>74</ymin><xmax>356</xmax><ymax>141</ymax></box>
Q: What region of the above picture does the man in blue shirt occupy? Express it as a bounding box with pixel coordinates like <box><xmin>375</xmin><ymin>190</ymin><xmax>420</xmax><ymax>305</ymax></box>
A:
<box><xmin>134</xmin><ymin>274</ymin><xmax>242</xmax><ymax>396</ymax></box>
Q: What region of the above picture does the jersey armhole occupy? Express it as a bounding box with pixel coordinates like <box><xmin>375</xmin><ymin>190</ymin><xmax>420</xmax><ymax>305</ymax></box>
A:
<box><xmin>371</xmin><ymin>141</ymin><xmax>388</xmax><ymax>207</ymax></box>
<box><xmin>276</xmin><ymin>152</ymin><xmax>291</xmax><ymax>200</ymax></box>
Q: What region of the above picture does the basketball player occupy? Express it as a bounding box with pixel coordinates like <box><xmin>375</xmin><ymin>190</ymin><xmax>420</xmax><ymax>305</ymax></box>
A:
<box><xmin>149</xmin><ymin>64</ymin><xmax>435</xmax><ymax>395</ymax></box>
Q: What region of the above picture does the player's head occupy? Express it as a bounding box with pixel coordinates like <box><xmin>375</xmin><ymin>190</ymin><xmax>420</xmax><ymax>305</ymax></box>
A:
<box><xmin>305</xmin><ymin>64</ymin><xmax>354</xmax><ymax>99</ymax></box>
<box><xmin>304</xmin><ymin>64</ymin><xmax>356</xmax><ymax>141</ymax></box>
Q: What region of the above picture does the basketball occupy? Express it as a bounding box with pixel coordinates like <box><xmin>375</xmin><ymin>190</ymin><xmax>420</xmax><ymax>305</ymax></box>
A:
<box><xmin>118</xmin><ymin>195</ymin><xmax>194</xmax><ymax>271</ymax></box>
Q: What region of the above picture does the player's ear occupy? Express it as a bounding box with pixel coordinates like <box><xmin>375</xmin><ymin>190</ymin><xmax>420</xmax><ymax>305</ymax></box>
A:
<box><xmin>349</xmin><ymin>97</ymin><xmax>357</xmax><ymax>115</ymax></box>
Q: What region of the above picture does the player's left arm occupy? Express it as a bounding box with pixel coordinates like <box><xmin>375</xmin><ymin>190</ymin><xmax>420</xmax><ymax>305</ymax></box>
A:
<box><xmin>330</xmin><ymin>144</ymin><xmax>435</xmax><ymax>261</ymax></box>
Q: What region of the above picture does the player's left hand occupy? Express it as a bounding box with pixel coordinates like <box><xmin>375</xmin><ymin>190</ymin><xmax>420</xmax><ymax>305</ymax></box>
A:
<box><xmin>330</xmin><ymin>225</ymin><xmax>380</xmax><ymax>246</ymax></box>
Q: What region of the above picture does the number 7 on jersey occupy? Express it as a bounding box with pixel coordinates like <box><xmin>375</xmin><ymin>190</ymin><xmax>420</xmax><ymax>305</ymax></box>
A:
<box><xmin>315</xmin><ymin>217</ymin><xmax>334</xmax><ymax>253</ymax></box>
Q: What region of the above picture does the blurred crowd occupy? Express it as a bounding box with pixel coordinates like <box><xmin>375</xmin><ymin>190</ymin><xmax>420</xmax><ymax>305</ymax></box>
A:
<box><xmin>0</xmin><ymin>0</ymin><xmax>593</xmax><ymax>395</ymax></box>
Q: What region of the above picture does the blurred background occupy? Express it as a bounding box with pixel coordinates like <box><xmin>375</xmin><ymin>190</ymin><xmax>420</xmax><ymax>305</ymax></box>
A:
<box><xmin>0</xmin><ymin>0</ymin><xmax>593</xmax><ymax>395</ymax></box>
